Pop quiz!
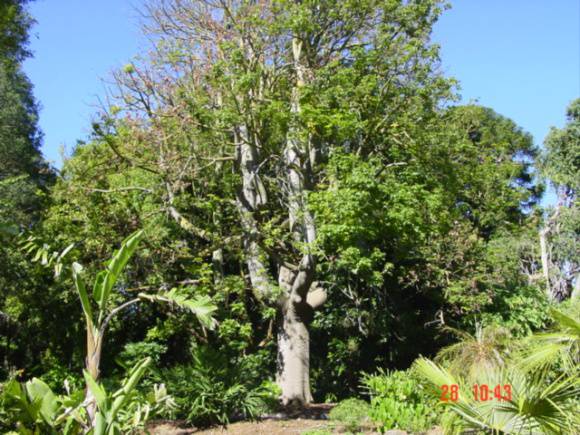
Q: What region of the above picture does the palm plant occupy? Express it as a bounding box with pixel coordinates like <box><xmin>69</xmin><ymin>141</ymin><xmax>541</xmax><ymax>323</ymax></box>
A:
<box><xmin>435</xmin><ymin>323</ymin><xmax>512</xmax><ymax>379</ymax></box>
<box><xmin>519</xmin><ymin>306</ymin><xmax>580</xmax><ymax>374</ymax></box>
<box><xmin>414</xmin><ymin>358</ymin><xmax>579</xmax><ymax>434</ymax></box>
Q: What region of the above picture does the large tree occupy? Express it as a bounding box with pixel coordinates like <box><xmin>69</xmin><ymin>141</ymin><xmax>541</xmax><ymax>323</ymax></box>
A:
<box><xmin>0</xmin><ymin>0</ymin><xmax>51</xmax><ymax>227</ymax></box>
<box><xmin>83</xmin><ymin>0</ymin><xmax>453</xmax><ymax>405</ymax></box>
<box><xmin>539</xmin><ymin>99</ymin><xmax>580</xmax><ymax>300</ymax></box>
<box><xmin>0</xmin><ymin>0</ymin><xmax>54</xmax><ymax>375</ymax></box>
<box><xmin>28</xmin><ymin>0</ymin><xmax>546</xmax><ymax>404</ymax></box>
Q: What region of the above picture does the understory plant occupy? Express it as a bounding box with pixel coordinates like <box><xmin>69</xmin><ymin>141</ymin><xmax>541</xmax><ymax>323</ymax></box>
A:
<box><xmin>518</xmin><ymin>306</ymin><xmax>580</xmax><ymax>374</ymax></box>
<box><xmin>414</xmin><ymin>358</ymin><xmax>579</xmax><ymax>434</ymax></box>
<box><xmin>414</xmin><ymin>304</ymin><xmax>580</xmax><ymax>434</ymax></box>
<box><xmin>361</xmin><ymin>369</ymin><xmax>442</xmax><ymax>433</ymax></box>
<box><xmin>0</xmin><ymin>359</ymin><xmax>176</xmax><ymax>434</ymax></box>
<box><xmin>328</xmin><ymin>398</ymin><xmax>371</xmax><ymax>432</ymax></box>
<box><xmin>2</xmin><ymin>230</ymin><xmax>216</xmax><ymax>434</ymax></box>
<box><xmin>0</xmin><ymin>376</ymin><xmax>84</xmax><ymax>434</ymax></box>
<box><xmin>160</xmin><ymin>346</ymin><xmax>277</xmax><ymax>427</ymax></box>
<box><xmin>435</xmin><ymin>323</ymin><xmax>512</xmax><ymax>379</ymax></box>
<box><xmin>70</xmin><ymin>229</ymin><xmax>216</xmax><ymax>430</ymax></box>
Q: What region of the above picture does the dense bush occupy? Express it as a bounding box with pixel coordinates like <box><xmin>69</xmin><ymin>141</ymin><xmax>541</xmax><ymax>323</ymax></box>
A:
<box><xmin>328</xmin><ymin>398</ymin><xmax>371</xmax><ymax>432</ymax></box>
<box><xmin>362</xmin><ymin>369</ymin><xmax>442</xmax><ymax>433</ymax></box>
<box><xmin>414</xmin><ymin>303</ymin><xmax>580</xmax><ymax>434</ymax></box>
<box><xmin>160</xmin><ymin>346</ymin><xmax>278</xmax><ymax>427</ymax></box>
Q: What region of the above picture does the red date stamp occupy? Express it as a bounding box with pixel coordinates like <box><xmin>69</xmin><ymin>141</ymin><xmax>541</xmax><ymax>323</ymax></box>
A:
<box><xmin>439</xmin><ymin>384</ymin><xmax>512</xmax><ymax>402</ymax></box>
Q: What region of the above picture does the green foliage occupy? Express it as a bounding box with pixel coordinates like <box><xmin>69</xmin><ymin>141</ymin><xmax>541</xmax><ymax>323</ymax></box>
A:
<box><xmin>160</xmin><ymin>346</ymin><xmax>276</xmax><ymax>427</ymax></box>
<box><xmin>539</xmin><ymin>98</ymin><xmax>579</xmax><ymax>300</ymax></box>
<box><xmin>83</xmin><ymin>357</ymin><xmax>176</xmax><ymax>435</ymax></box>
<box><xmin>2</xmin><ymin>0</ymin><xmax>572</xmax><ymax>423</ymax></box>
<box><xmin>541</xmin><ymin>99</ymin><xmax>580</xmax><ymax>193</ymax></box>
<box><xmin>0</xmin><ymin>376</ymin><xmax>84</xmax><ymax>434</ymax></box>
<box><xmin>519</xmin><ymin>303</ymin><xmax>580</xmax><ymax>374</ymax></box>
<box><xmin>38</xmin><ymin>352</ymin><xmax>83</xmax><ymax>393</ymax></box>
<box><xmin>0</xmin><ymin>359</ymin><xmax>176</xmax><ymax>435</ymax></box>
<box><xmin>414</xmin><ymin>358</ymin><xmax>579</xmax><ymax>434</ymax></box>
<box><xmin>362</xmin><ymin>369</ymin><xmax>441</xmax><ymax>433</ymax></box>
<box><xmin>328</xmin><ymin>398</ymin><xmax>370</xmax><ymax>432</ymax></box>
<box><xmin>139</xmin><ymin>289</ymin><xmax>217</xmax><ymax>330</ymax></box>
<box><xmin>414</xmin><ymin>307</ymin><xmax>580</xmax><ymax>434</ymax></box>
<box><xmin>435</xmin><ymin>324</ymin><xmax>512</xmax><ymax>380</ymax></box>
<box><xmin>116</xmin><ymin>342</ymin><xmax>167</xmax><ymax>370</ymax></box>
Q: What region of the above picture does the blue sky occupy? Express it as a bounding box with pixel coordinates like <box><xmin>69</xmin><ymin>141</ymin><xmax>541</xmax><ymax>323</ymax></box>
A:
<box><xmin>25</xmin><ymin>0</ymin><xmax>579</xmax><ymax>200</ymax></box>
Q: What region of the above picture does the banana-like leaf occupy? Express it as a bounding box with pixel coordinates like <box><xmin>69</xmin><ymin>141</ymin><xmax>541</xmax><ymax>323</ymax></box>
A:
<box><xmin>94</xmin><ymin>411</ymin><xmax>106</xmax><ymax>435</ymax></box>
<box><xmin>83</xmin><ymin>370</ymin><xmax>108</xmax><ymax>412</ymax></box>
<box><xmin>139</xmin><ymin>289</ymin><xmax>217</xmax><ymax>330</ymax></box>
<box><xmin>92</xmin><ymin>271</ymin><xmax>107</xmax><ymax>307</ymax></box>
<box><xmin>25</xmin><ymin>378</ymin><xmax>59</xmax><ymax>424</ymax></box>
<box><xmin>72</xmin><ymin>262</ymin><xmax>93</xmax><ymax>324</ymax></box>
<box><xmin>109</xmin><ymin>358</ymin><xmax>151</xmax><ymax>423</ymax></box>
<box><xmin>95</xmin><ymin>230</ymin><xmax>144</xmax><ymax>310</ymax></box>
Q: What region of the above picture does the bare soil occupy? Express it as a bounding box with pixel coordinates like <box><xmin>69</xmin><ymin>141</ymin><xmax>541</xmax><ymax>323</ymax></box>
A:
<box><xmin>147</xmin><ymin>404</ymin><xmax>353</xmax><ymax>434</ymax></box>
<box><xmin>145</xmin><ymin>404</ymin><xmax>443</xmax><ymax>434</ymax></box>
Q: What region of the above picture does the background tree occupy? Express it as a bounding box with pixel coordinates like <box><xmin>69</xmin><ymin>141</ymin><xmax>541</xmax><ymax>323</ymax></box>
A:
<box><xmin>0</xmin><ymin>0</ymin><xmax>55</xmax><ymax>377</ymax></box>
<box><xmin>539</xmin><ymin>99</ymin><xmax>580</xmax><ymax>300</ymax></box>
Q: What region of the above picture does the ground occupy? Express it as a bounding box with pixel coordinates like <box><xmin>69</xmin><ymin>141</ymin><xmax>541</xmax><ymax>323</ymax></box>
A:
<box><xmin>145</xmin><ymin>404</ymin><xmax>443</xmax><ymax>434</ymax></box>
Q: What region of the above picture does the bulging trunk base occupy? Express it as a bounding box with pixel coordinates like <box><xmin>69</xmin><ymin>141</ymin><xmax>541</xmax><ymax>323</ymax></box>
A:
<box><xmin>276</xmin><ymin>304</ymin><xmax>313</xmax><ymax>407</ymax></box>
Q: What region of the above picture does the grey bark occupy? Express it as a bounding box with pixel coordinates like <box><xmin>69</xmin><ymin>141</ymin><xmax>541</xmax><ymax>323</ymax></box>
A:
<box><xmin>275</xmin><ymin>37</ymin><xmax>319</xmax><ymax>406</ymax></box>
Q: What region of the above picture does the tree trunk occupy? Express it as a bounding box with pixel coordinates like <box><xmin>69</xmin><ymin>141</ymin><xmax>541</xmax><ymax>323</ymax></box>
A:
<box><xmin>539</xmin><ymin>226</ymin><xmax>552</xmax><ymax>299</ymax></box>
<box><xmin>277</xmin><ymin>301</ymin><xmax>313</xmax><ymax>406</ymax></box>
<box><xmin>233</xmin><ymin>24</ymin><xmax>323</xmax><ymax>407</ymax></box>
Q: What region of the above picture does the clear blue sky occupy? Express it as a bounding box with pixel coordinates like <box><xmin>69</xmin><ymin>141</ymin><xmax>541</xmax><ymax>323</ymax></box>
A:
<box><xmin>25</xmin><ymin>0</ymin><xmax>579</xmax><ymax>191</ymax></box>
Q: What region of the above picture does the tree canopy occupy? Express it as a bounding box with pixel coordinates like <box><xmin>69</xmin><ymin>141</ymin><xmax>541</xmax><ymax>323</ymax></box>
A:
<box><xmin>0</xmin><ymin>2</ymin><xmax>578</xmax><ymax>432</ymax></box>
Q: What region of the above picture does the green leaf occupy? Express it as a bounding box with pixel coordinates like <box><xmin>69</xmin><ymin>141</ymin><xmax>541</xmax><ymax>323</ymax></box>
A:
<box><xmin>550</xmin><ymin>308</ymin><xmax>580</xmax><ymax>334</ymax></box>
<box><xmin>94</xmin><ymin>411</ymin><xmax>106</xmax><ymax>435</ymax></box>
<box><xmin>72</xmin><ymin>262</ymin><xmax>93</xmax><ymax>323</ymax></box>
<box><xmin>83</xmin><ymin>370</ymin><xmax>108</xmax><ymax>412</ymax></box>
<box><xmin>0</xmin><ymin>223</ymin><xmax>18</xmax><ymax>236</ymax></box>
<box><xmin>92</xmin><ymin>271</ymin><xmax>107</xmax><ymax>306</ymax></box>
<box><xmin>109</xmin><ymin>358</ymin><xmax>151</xmax><ymax>422</ymax></box>
<box><xmin>57</xmin><ymin>242</ymin><xmax>75</xmax><ymax>262</ymax></box>
<box><xmin>97</xmin><ymin>230</ymin><xmax>144</xmax><ymax>310</ymax></box>
<box><xmin>25</xmin><ymin>378</ymin><xmax>59</xmax><ymax>424</ymax></box>
<box><xmin>140</xmin><ymin>289</ymin><xmax>217</xmax><ymax>330</ymax></box>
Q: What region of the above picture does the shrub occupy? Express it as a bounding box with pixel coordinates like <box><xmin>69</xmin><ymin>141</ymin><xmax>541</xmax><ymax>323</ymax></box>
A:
<box><xmin>435</xmin><ymin>323</ymin><xmax>512</xmax><ymax>380</ymax></box>
<box><xmin>38</xmin><ymin>351</ymin><xmax>83</xmax><ymax>393</ymax></box>
<box><xmin>328</xmin><ymin>398</ymin><xmax>370</xmax><ymax>432</ymax></box>
<box><xmin>362</xmin><ymin>369</ymin><xmax>441</xmax><ymax>433</ymax></box>
<box><xmin>414</xmin><ymin>357</ymin><xmax>579</xmax><ymax>434</ymax></box>
<box><xmin>0</xmin><ymin>375</ymin><xmax>84</xmax><ymax>434</ymax></box>
<box><xmin>161</xmin><ymin>346</ymin><xmax>277</xmax><ymax>427</ymax></box>
<box><xmin>117</xmin><ymin>341</ymin><xmax>168</xmax><ymax>370</ymax></box>
<box><xmin>0</xmin><ymin>359</ymin><xmax>176</xmax><ymax>435</ymax></box>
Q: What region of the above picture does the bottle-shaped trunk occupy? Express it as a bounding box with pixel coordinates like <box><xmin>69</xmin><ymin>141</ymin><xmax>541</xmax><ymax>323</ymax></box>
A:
<box><xmin>277</xmin><ymin>302</ymin><xmax>313</xmax><ymax>406</ymax></box>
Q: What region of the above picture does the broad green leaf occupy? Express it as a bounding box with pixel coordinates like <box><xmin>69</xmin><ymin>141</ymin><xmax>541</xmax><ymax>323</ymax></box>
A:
<box><xmin>550</xmin><ymin>308</ymin><xmax>580</xmax><ymax>334</ymax></box>
<box><xmin>94</xmin><ymin>411</ymin><xmax>106</xmax><ymax>435</ymax></box>
<box><xmin>97</xmin><ymin>230</ymin><xmax>144</xmax><ymax>310</ymax></box>
<box><xmin>92</xmin><ymin>271</ymin><xmax>107</xmax><ymax>305</ymax></box>
<box><xmin>82</xmin><ymin>370</ymin><xmax>108</xmax><ymax>412</ymax></box>
<box><xmin>109</xmin><ymin>358</ymin><xmax>151</xmax><ymax>422</ymax></box>
<box><xmin>0</xmin><ymin>223</ymin><xmax>18</xmax><ymax>236</ymax></box>
<box><xmin>72</xmin><ymin>262</ymin><xmax>93</xmax><ymax>323</ymax></box>
<box><xmin>25</xmin><ymin>378</ymin><xmax>59</xmax><ymax>423</ymax></box>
